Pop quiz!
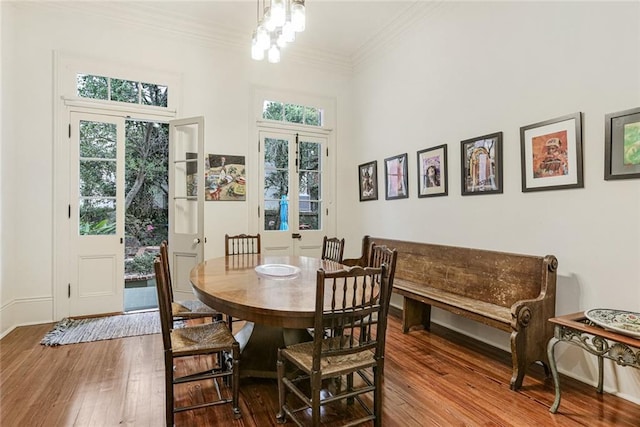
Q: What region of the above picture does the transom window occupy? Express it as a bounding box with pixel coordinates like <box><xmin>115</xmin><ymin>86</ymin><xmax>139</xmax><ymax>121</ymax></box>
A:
<box><xmin>77</xmin><ymin>74</ymin><xmax>168</xmax><ymax>107</ymax></box>
<box><xmin>262</xmin><ymin>100</ymin><xmax>323</xmax><ymax>127</ymax></box>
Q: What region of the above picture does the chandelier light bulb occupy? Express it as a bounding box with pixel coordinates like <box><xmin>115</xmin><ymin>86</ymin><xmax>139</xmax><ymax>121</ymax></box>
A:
<box><xmin>291</xmin><ymin>0</ymin><xmax>305</xmax><ymax>32</ymax></box>
<box><xmin>256</xmin><ymin>26</ymin><xmax>270</xmax><ymax>51</ymax></box>
<box><xmin>271</xmin><ymin>0</ymin><xmax>286</xmax><ymax>28</ymax></box>
<box><xmin>282</xmin><ymin>20</ymin><xmax>296</xmax><ymax>42</ymax></box>
<box><xmin>268</xmin><ymin>45</ymin><xmax>281</xmax><ymax>63</ymax></box>
<box><xmin>263</xmin><ymin>7</ymin><xmax>276</xmax><ymax>32</ymax></box>
<box><xmin>251</xmin><ymin>37</ymin><xmax>265</xmax><ymax>61</ymax></box>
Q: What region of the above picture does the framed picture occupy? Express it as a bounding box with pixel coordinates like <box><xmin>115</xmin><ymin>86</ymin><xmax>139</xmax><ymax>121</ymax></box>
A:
<box><xmin>520</xmin><ymin>112</ymin><xmax>583</xmax><ymax>192</ymax></box>
<box><xmin>604</xmin><ymin>106</ymin><xmax>640</xmax><ymax>180</ymax></box>
<box><xmin>358</xmin><ymin>161</ymin><xmax>378</xmax><ymax>201</ymax></box>
<box><xmin>460</xmin><ymin>132</ymin><xmax>503</xmax><ymax>195</ymax></box>
<box><xmin>204</xmin><ymin>154</ymin><xmax>246</xmax><ymax>201</ymax></box>
<box><xmin>384</xmin><ymin>153</ymin><xmax>409</xmax><ymax>200</ymax></box>
<box><xmin>417</xmin><ymin>144</ymin><xmax>448</xmax><ymax>198</ymax></box>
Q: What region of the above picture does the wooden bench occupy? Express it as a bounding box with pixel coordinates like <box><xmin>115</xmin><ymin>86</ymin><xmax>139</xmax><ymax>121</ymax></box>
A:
<box><xmin>344</xmin><ymin>236</ymin><xmax>558</xmax><ymax>390</ymax></box>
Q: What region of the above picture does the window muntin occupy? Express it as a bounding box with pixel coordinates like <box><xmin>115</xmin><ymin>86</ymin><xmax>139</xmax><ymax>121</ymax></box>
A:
<box><xmin>262</xmin><ymin>100</ymin><xmax>324</xmax><ymax>127</ymax></box>
<box><xmin>77</xmin><ymin>74</ymin><xmax>168</xmax><ymax>107</ymax></box>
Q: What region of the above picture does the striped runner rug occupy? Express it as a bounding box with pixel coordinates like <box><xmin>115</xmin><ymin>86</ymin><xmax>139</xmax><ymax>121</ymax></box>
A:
<box><xmin>40</xmin><ymin>311</ymin><xmax>161</xmax><ymax>346</ymax></box>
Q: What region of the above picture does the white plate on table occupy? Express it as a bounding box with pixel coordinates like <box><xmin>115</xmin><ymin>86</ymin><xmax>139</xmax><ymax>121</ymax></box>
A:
<box><xmin>584</xmin><ymin>308</ymin><xmax>640</xmax><ymax>339</ymax></box>
<box><xmin>255</xmin><ymin>264</ymin><xmax>301</xmax><ymax>278</ymax></box>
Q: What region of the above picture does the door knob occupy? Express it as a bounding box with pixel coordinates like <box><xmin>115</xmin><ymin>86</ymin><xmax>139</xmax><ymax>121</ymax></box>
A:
<box><xmin>193</xmin><ymin>238</ymin><xmax>201</xmax><ymax>244</ymax></box>
<box><xmin>292</xmin><ymin>233</ymin><xmax>302</xmax><ymax>240</ymax></box>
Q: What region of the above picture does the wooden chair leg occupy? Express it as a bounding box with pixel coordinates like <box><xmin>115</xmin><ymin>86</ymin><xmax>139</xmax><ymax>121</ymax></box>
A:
<box><xmin>165</xmin><ymin>351</ymin><xmax>174</xmax><ymax>427</ymax></box>
<box><xmin>232</xmin><ymin>342</ymin><xmax>241</xmax><ymax>418</ymax></box>
<box><xmin>311</xmin><ymin>371</ymin><xmax>322</xmax><ymax>426</ymax></box>
<box><xmin>374</xmin><ymin>365</ymin><xmax>382</xmax><ymax>427</ymax></box>
<box><xmin>276</xmin><ymin>350</ymin><xmax>286</xmax><ymax>423</ymax></box>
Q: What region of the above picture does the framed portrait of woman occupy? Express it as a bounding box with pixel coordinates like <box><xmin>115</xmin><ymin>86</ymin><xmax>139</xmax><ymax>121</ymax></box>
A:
<box><xmin>417</xmin><ymin>144</ymin><xmax>448</xmax><ymax>198</ymax></box>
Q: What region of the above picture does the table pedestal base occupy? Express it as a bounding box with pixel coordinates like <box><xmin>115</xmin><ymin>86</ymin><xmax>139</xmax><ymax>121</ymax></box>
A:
<box><xmin>234</xmin><ymin>322</ymin><xmax>312</xmax><ymax>379</ymax></box>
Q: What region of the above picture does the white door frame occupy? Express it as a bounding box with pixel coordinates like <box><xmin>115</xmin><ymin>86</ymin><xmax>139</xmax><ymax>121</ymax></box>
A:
<box><xmin>168</xmin><ymin>117</ymin><xmax>205</xmax><ymax>301</ymax></box>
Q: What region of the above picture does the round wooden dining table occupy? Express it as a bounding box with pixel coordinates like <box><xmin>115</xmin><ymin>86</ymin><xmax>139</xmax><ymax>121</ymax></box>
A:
<box><xmin>190</xmin><ymin>254</ymin><xmax>345</xmax><ymax>378</ymax></box>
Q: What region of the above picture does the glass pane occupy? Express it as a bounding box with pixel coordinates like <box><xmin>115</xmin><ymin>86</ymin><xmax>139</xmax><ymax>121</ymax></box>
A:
<box><xmin>77</xmin><ymin>74</ymin><xmax>108</xmax><ymax>100</ymax></box>
<box><xmin>265</xmin><ymin>138</ymin><xmax>288</xmax><ymax>169</ymax></box>
<box><xmin>79</xmin><ymin>121</ymin><xmax>117</xmax><ymax>158</ymax></box>
<box><xmin>299</xmin><ymin>141</ymin><xmax>320</xmax><ymax>170</ymax></box>
<box><xmin>284</xmin><ymin>103</ymin><xmax>304</xmax><ymax>124</ymax></box>
<box><xmin>300</xmin><ymin>171</ymin><xmax>320</xmax><ymax>199</ymax></box>
<box><xmin>79</xmin><ymin>198</ymin><xmax>116</xmax><ymax>235</ymax></box>
<box><xmin>264</xmin><ymin>170</ymin><xmax>288</xmax><ymax>199</ymax></box>
<box><xmin>299</xmin><ymin>201</ymin><xmax>320</xmax><ymax>230</ymax></box>
<box><xmin>263</xmin><ymin>101</ymin><xmax>284</xmax><ymax>121</ymax></box>
<box><xmin>110</xmin><ymin>78</ymin><xmax>139</xmax><ymax>103</ymax></box>
<box><xmin>80</xmin><ymin>160</ymin><xmax>116</xmax><ymax>197</ymax></box>
<box><xmin>141</xmin><ymin>83</ymin><xmax>168</xmax><ymax>107</ymax></box>
<box><xmin>304</xmin><ymin>106</ymin><xmax>321</xmax><ymax>126</ymax></box>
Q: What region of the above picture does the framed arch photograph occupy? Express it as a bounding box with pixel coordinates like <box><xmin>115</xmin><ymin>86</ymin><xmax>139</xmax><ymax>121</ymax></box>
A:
<box><xmin>417</xmin><ymin>144</ymin><xmax>448</xmax><ymax>198</ymax></box>
<box><xmin>520</xmin><ymin>112</ymin><xmax>583</xmax><ymax>192</ymax></box>
<box><xmin>460</xmin><ymin>132</ymin><xmax>503</xmax><ymax>196</ymax></box>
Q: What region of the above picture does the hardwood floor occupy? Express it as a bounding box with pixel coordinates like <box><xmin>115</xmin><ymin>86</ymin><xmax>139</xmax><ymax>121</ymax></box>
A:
<box><xmin>1</xmin><ymin>315</ymin><xmax>638</xmax><ymax>426</ymax></box>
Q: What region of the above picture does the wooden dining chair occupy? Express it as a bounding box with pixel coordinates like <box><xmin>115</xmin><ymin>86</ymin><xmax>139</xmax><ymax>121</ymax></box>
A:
<box><xmin>276</xmin><ymin>264</ymin><xmax>392</xmax><ymax>427</ymax></box>
<box><xmin>342</xmin><ymin>235</ymin><xmax>371</xmax><ymax>267</ymax></box>
<box><xmin>368</xmin><ymin>243</ymin><xmax>398</xmax><ymax>288</ymax></box>
<box><xmin>225</xmin><ymin>233</ymin><xmax>261</xmax><ymax>256</ymax></box>
<box><xmin>153</xmin><ymin>258</ymin><xmax>241</xmax><ymax>426</ymax></box>
<box><xmin>159</xmin><ymin>241</ymin><xmax>222</xmax><ymax>324</ymax></box>
<box><xmin>321</xmin><ymin>236</ymin><xmax>345</xmax><ymax>263</ymax></box>
<box><xmin>223</xmin><ymin>233</ymin><xmax>261</xmax><ymax>331</ymax></box>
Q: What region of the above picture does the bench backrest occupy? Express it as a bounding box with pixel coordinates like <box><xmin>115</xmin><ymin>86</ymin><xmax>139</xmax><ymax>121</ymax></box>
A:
<box><xmin>369</xmin><ymin>237</ymin><xmax>554</xmax><ymax>308</ymax></box>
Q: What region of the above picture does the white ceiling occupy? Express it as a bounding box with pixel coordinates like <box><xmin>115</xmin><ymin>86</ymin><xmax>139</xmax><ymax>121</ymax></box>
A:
<box><xmin>136</xmin><ymin>1</ymin><xmax>418</xmax><ymax>58</ymax></box>
<box><xmin>66</xmin><ymin>0</ymin><xmax>426</xmax><ymax>66</ymax></box>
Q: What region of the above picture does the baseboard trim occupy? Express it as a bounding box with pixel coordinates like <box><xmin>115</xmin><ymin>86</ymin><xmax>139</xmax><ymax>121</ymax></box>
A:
<box><xmin>0</xmin><ymin>297</ymin><xmax>54</xmax><ymax>339</ymax></box>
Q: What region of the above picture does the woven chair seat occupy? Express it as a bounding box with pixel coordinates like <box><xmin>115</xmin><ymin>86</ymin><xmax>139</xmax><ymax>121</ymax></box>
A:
<box><xmin>281</xmin><ymin>336</ymin><xmax>376</xmax><ymax>378</ymax></box>
<box><xmin>171</xmin><ymin>321</ymin><xmax>237</xmax><ymax>355</ymax></box>
<box><xmin>172</xmin><ymin>300</ymin><xmax>219</xmax><ymax>317</ymax></box>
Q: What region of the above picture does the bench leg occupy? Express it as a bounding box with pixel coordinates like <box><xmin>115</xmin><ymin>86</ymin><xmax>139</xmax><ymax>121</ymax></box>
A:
<box><xmin>509</xmin><ymin>330</ymin><xmax>526</xmax><ymax>391</ymax></box>
<box><xmin>402</xmin><ymin>298</ymin><xmax>430</xmax><ymax>333</ymax></box>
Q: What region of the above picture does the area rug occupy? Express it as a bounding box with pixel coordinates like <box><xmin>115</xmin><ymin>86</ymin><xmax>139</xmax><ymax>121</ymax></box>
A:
<box><xmin>40</xmin><ymin>311</ymin><xmax>161</xmax><ymax>346</ymax></box>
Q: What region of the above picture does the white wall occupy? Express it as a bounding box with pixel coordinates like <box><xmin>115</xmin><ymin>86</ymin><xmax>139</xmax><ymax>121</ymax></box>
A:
<box><xmin>340</xmin><ymin>1</ymin><xmax>640</xmax><ymax>403</ymax></box>
<box><xmin>0</xmin><ymin>3</ymin><xmax>352</xmax><ymax>332</ymax></box>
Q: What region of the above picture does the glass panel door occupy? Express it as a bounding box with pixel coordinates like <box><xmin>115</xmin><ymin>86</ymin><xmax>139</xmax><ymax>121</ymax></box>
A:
<box><xmin>259</xmin><ymin>130</ymin><xmax>329</xmax><ymax>256</ymax></box>
<box><xmin>168</xmin><ymin>117</ymin><xmax>204</xmax><ymax>300</ymax></box>
<box><xmin>69</xmin><ymin>112</ymin><xmax>125</xmax><ymax>316</ymax></box>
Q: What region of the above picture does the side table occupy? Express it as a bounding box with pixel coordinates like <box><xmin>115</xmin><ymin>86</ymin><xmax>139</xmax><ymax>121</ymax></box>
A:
<box><xmin>547</xmin><ymin>312</ymin><xmax>640</xmax><ymax>413</ymax></box>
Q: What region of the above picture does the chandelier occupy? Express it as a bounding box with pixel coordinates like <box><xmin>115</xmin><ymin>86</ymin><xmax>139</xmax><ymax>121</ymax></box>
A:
<box><xmin>251</xmin><ymin>0</ymin><xmax>306</xmax><ymax>63</ymax></box>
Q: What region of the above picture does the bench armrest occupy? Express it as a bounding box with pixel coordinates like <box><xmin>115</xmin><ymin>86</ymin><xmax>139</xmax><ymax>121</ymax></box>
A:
<box><xmin>510</xmin><ymin>255</ymin><xmax>558</xmax><ymax>329</ymax></box>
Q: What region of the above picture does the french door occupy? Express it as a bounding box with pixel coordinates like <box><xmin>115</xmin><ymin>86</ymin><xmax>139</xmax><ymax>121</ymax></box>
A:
<box><xmin>69</xmin><ymin>112</ymin><xmax>125</xmax><ymax>316</ymax></box>
<box><xmin>259</xmin><ymin>129</ymin><xmax>333</xmax><ymax>256</ymax></box>
<box><xmin>168</xmin><ymin>117</ymin><xmax>205</xmax><ymax>301</ymax></box>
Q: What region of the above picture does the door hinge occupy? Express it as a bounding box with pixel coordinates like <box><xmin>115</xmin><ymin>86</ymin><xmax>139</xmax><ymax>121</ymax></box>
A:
<box><xmin>68</xmin><ymin>124</ymin><xmax>71</xmax><ymax>138</ymax></box>
<box><xmin>326</xmin><ymin>147</ymin><xmax>328</xmax><ymax>157</ymax></box>
<box><xmin>258</xmin><ymin>139</ymin><xmax>260</xmax><ymax>153</ymax></box>
<box><xmin>68</xmin><ymin>204</ymin><xmax>71</xmax><ymax>218</ymax></box>
<box><xmin>68</xmin><ymin>283</ymin><xmax>71</xmax><ymax>298</ymax></box>
<box><xmin>326</xmin><ymin>208</ymin><xmax>329</xmax><ymax>216</ymax></box>
<box><xmin>258</xmin><ymin>205</ymin><xmax>261</xmax><ymax>217</ymax></box>
<box><xmin>120</xmin><ymin>237</ymin><xmax>123</xmax><ymax>244</ymax></box>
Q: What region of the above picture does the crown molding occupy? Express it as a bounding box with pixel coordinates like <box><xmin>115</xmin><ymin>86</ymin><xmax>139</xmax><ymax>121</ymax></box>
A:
<box><xmin>352</xmin><ymin>1</ymin><xmax>447</xmax><ymax>72</ymax></box>
<box><xmin>11</xmin><ymin>1</ymin><xmax>447</xmax><ymax>76</ymax></box>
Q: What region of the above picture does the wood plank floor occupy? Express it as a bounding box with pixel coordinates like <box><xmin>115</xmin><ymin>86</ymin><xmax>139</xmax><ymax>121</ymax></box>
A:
<box><xmin>1</xmin><ymin>315</ymin><xmax>638</xmax><ymax>426</ymax></box>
